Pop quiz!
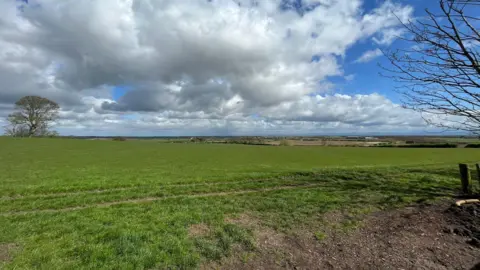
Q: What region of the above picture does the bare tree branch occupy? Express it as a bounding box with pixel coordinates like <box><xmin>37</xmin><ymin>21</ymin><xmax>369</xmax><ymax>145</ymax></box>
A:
<box><xmin>381</xmin><ymin>0</ymin><xmax>480</xmax><ymax>134</ymax></box>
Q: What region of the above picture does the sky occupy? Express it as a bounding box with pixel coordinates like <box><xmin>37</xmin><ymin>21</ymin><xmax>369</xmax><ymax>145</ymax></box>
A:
<box><xmin>0</xmin><ymin>0</ymin><xmax>465</xmax><ymax>136</ymax></box>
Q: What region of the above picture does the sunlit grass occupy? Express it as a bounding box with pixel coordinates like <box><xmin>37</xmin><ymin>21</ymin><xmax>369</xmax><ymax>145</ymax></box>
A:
<box><xmin>0</xmin><ymin>137</ymin><xmax>478</xmax><ymax>269</ymax></box>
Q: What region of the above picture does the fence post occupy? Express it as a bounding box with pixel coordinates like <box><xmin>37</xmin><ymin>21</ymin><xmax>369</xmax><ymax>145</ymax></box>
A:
<box><xmin>476</xmin><ymin>163</ymin><xmax>480</xmax><ymax>185</ymax></box>
<box><xmin>459</xmin><ymin>163</ymin><xmax>472</xmax><ymax>195</ymax></box>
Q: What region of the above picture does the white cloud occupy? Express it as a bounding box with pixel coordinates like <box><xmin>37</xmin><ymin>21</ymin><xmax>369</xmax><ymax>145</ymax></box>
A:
<box><xmin>354</xmin><ymin>48</ymin><xmax>383</xmax><ymax>63</ymax></box>
<box><xmin>0</xmin><ymin>0</ymin><xmax>424</xmax><ymax>135</ymax></box>
<box><xmin>344</xmin><ymin>74</ymin><xmax>355</xmax><ymax>81</ymax></box>
<box><xmin>373</xmin><ymin>28</ymin><xmax>405</xmax><ymax>45</ymax></box>
<box><xmin>54</xmin><ymin>93</ymin><xmax>434</xmax><ymax>136</ymax></box>
<box><xmin>258</xmin><ymin>93</ymin><xmax>426</xmax><ymax>126</ymax></box>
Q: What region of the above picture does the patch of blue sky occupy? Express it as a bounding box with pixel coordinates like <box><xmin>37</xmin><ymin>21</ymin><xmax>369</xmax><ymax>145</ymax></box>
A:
<box><xmin>338</xmin><ymin>0</ymin><xmax>455</xmax><ymax>102</ymax></box>
<box><xmin>112</xmin><ymin>85</ymin><xmax>132</xmax><ymax>101</ymax></box>
<box><xmin>121</xmin><ymin>114</ymin><xmax>138</xmax><ymax>120</ymax></box>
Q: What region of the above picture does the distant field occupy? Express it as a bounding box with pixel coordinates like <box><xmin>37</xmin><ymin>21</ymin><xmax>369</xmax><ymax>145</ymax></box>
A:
<box><xmin>430</xmin><ymin>137</ymin><xmax>480</xmax><ymax>143</ymax></box>
<box><xmin>0</xmin><ymin>138</ymin><xmax>479</xmax><ymax>269</ymax></box>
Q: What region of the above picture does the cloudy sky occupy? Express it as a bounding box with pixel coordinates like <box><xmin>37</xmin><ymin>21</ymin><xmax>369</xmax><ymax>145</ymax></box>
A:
<box><xmin>0</xmin><ymin>0</ymin><xmax>452</xmax><ymax>136</ymax></box>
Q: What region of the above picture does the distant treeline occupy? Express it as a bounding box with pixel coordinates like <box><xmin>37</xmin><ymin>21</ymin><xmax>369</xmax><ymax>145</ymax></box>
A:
<box><xmin>465</xmin><ymin>144</ymin><xmax>480</xmax><ymax>148</ymax></box>
<box><xmin>224</xmin><ymin>137</ymin><xmax>269</xmax><ymax>145</ymax></box>
<box><xmin>377</xmin><ymin>143</ymin><xmax>458</xmax><ymax>148</ymax></box>
<box><xmin>378</xmin><ymin>143</ymin><xmax>480</xmax><ymax>148</ymax></box>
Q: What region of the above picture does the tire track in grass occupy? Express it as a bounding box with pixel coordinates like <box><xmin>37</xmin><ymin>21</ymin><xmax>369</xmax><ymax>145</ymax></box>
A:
<box><xmin>0</xmin><ymin>178</ymin><xmax>322</xmax><ymax>213</ymax></box>
<box><xmin>0</xmin><ymin>186</ymin><xmax>137</xmax><ymax>200</ymax></box>
<box><xmin>0</xmin><ymin>183</ymin><xmax>323</xmax><ymax>216</ymax></box>
<box><xmin>0</xmin><ymin>176</ymin><xmax>310</xmax><ymax>201</ymax></box>
<box><xmin>0</xmin><ymin>160</ymin><xmax>464</xmax><ymax>200</ymax></box>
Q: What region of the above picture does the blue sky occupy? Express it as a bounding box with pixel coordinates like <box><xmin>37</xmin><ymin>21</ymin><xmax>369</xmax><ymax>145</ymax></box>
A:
<box><xmin>337</xmin><ymin>0</ymin><xmax>439</xmax><ymax>102</ymax></box>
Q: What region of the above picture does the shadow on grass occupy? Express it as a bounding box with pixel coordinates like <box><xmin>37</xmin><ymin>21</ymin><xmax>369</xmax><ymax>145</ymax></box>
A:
<box><xmin>407</xmin><ymin>167</ymin><xmax>480</xmax><ymax>181</ymax></box>
<box><xmin>289</xmin><ymin>167</ymin><xmax>463</xmax><ymax>207</ymax></box>
<box><xmin>237</xmin><ymin>167</ymin><xmax>467</xmax><ymax>231</ymax></box>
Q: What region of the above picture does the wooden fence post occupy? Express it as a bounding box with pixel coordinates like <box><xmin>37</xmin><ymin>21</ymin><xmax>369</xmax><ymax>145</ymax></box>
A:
<box><xmin>459</xmin><ymin>163</ymin><xmax>472</xmax><ymax>195</ymax></box>
<box><xmin>476</xmin><ymin>163</ymin><xmax>480</xmax><ymax>185</ymax></box>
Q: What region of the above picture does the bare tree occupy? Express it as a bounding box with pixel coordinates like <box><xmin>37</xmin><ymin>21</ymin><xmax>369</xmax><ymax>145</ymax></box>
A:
<box><xmin>382</xmin><ymin>0</ymin><xmax>480</xmax><ymax>134</ymax></box>
<box><xmin>5</xmin><ymin>96</ymin><xmax>60</xmax><ymax>137</ymax></box>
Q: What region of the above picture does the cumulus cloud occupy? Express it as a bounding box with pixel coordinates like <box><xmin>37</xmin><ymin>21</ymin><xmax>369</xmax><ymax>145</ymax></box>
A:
<box><xmin>56</xmin><ymin>93</ymin><xmax>430</xmax><ymax>136</ymax></box>
<box><xmin>260</xmin><ymin>93</ymin><xmax>427</xmax><ymax>126</ymax></box>
<box><xmin>0</xmin><ymin>0</ymin><xmax>427</xmax><ymax>135</ymax></box>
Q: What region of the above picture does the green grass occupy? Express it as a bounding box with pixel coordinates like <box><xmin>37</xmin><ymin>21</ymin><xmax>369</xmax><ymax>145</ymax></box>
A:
<box><xmin>314</xmin><ymin>231</ymin><xmax>326</xmax><ymax>241</ymax></box>
<box><xmin>0</xmin><ymin>137</ymin><xmax>479</xmax><ymax>269</ymax></box>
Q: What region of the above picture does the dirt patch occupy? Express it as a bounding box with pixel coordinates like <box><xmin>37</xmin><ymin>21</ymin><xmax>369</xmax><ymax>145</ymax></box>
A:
<box><xmin>204</xmin><ymin>201</ymin><xmax>480</xmax><ymax>270</ymax></box>
<box><xmin>224</xmin><ymin>213</ymin><xmax>259</xmax><ymax>228</ymax></box>
<box><xmin>188</xmin><ymin>223</ymin><xmax>211</xmax><ymax>237</ymax></box>
<box><xmin>444</xmin><ymin>202</ymin><xmax>480</xmax><ymax>248</ymax></box>
<box><xmin>0</xmin><ymin>243</ymin><xmax>16</xmax><ymax>263</ymax></box>
<box><xmin>224</xmin><ymin>213</ymin><xmax>286</xmax><ymax>250</ymax></box>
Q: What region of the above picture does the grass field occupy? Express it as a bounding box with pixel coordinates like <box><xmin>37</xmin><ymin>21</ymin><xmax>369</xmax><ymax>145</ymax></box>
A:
<box><xmin>0</xmin><ymin>137</ymin><xmax>479</xmax><ymax>269</ymax></box>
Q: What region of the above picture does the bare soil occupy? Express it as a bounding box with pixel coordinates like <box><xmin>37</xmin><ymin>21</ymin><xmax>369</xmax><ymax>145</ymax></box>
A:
<box><xmin>0</xmin><ymin>243</ymin><xmax>16</xmax><ymax>263</ymax></box>
<box><xmin>444</xmin><ymin>202</ymin><xmax>480</xmax><ymax>248</ymax></box>
<box><xmin>204</xmin><ymin>201</ymin><xmax>480</xmax><ymax>270</ymax></box>
<box><xmin>189</xmin><ymin>223</ymin><xmax>211</xmax><ymax>237</ymax></box>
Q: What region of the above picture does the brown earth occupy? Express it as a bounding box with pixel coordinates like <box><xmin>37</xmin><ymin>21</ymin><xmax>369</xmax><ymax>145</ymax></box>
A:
<box><xmin>189</xmin><ymin>223</ymin><xmax>211</xmax><ymax>237</ymax></box>
<box><xmin>204</xmin><ymin>201</ymin><xmax>480</xmax><ymax>270</ymax></box>
<box><xmin>444</xmin><ymin>202</ymin><xmax>480</xmax><ymax>248</ymax></box>
<box><xmin>0</xmin><ymin>243</ymin><xmax>16</xmax><ymax>263</ymax></box>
